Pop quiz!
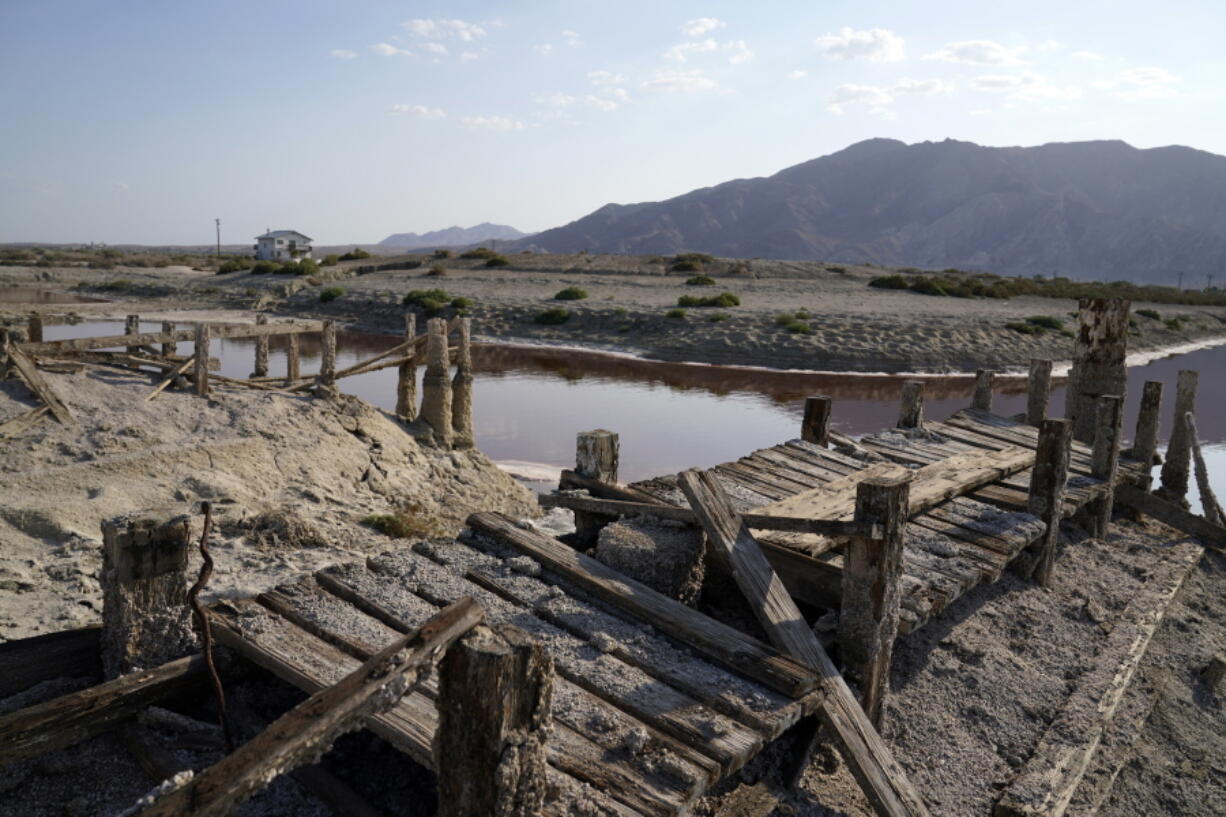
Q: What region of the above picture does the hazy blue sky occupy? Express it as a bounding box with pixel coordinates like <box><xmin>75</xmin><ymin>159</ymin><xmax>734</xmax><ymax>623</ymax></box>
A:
<box><xmin>1</xmin><ymin>1</ymin><xmax>1221</xmax><ymax>245</ymax></box>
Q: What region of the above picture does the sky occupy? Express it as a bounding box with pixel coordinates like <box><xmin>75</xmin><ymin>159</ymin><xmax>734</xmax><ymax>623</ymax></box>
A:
<box><xmin>1</xmin><ymin>0</ymin><xmax>1222</xmax><ymax>246</ymax></box>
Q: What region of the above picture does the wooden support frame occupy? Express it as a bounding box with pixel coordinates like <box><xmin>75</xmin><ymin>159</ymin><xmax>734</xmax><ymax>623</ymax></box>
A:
<box><xmin>125</xmin><ymin>314</ymin><xmax>141</xmax><ymax>356</ymax></box>
<box><xmin>316</xmin><ymin>319</ymin><xmax>338</xmax><ymax>397</ymax></box>
<box><xmin>1116</xmin><ymin>485</ymin><xmax>1226</xmax><ymax>551</ymax></box>
<box><xmin>1028</xmin><ymin>419</ymin><xmax>1072</xmax><ymax>587</ymax></box>
<box><xmin>286</xmin><ymin>332</ymin><xmax>301</xmax><ymax>385</ymax></box>
<box><xmin>802</xmin><ymin>396</ymin><xmax>832</xmax><ymax>447</ymax></box>
<box><xmin>6</xmin><ymin>347</ymin><xmax>77</xmax><ymax>427</ymax></box>
<box><xmin>0</xmin><ymin>626</ymin><xmax>101</xmax><ymax>699</ymax></box>
<box><xmin>160</xmin><ymin>321</ymin><xmax>176</xmax><ymax>358</ymax></box>
<box><xmin>1131</xmin><ymin>381</ymin><xmax>1163</xmax><ymax>482</ymax></box>
<box><xmin>572</xmin><ymin>429</ymin><xmax>620</xmax><ymax>543</ymax></box>
<box><xmin>19</xmin><ymin>320</ymin><xmax>322</xmax><ymax>357</ymax></box>
<box><xmin>1026</xmin><ymin>359</ymin><xmax>1053</xmax><ymax>426</ymax></box>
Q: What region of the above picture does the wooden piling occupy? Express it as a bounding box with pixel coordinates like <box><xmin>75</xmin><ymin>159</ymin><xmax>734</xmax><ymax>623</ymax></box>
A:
<box><xmin>252</xmin><ymin>314</ymin><xmax>269</xmax><ymax>378</ymax></box>
<box><xmin>395</xmin><ymin>313</ymin><xmax>417</xmax><ymax>422</ymax></box>
<box><xmin>193</xmin><ymin>324</ymin><xmax>210</xmax><ymax>397</ymax></box>
<box><xmin>434</xmin><ymin>623</ymin><xmax>552</xmax><ymax>817</ymax></box>
<box><xmin>1026</xmin><ymin>359</ymin><xmax>1053</xmax><ymax>426</ymax></box>
<box><xmin>802</xmin><ymin>395</ymin><xmax>832</xmax><ymax>446</ymax></box>
<box><xmin>1089</xmin><ymin>395</ymin><xmax>1124</xmax><ymax>539</ymax></box>
<box><xmin>125</xmin><ymin>315</ymin><xmax>140</xmax><ymax>356</ymax></box>
<box><xmin>1028</xmin><ymin>419</ymin><xmax>1072</xmax><ymax>587</ymax></box>
<box><xmin>286</xmin><ymin>332</ymin><xmax>300</xmax><ymax>385</ymax></box>
<box><xmin>100</xmin><ymin>512</ymin><xmax>196</xmax><ymax>677</ymax></box>
<box><xmin>1064</xmin><ymin>298</ymin><xmax>1130</xmax><ymax>443</ymax></box>
<box><xmin>972</xmin><ymin>369</ymin><xmax>994</xmax><ymax>412</ymax></box>
<box><xmin>0</xmin><ymin>328</ymin><xmax>10</xmax><ymax>379</ymax></box>
<box><xmin>451</xmin><ymin>317</ymin><xmax>474</xmax><ymax>448</ymax></box>
<box><xmin>1132</xmin><ymin>381</ymin><xmax>1164</xmax><ymax>484</ymax></box>
<box><xmin>160</xmin><ymin>321</ymin><xmax>175</xmax><ymax>358</ymax></box>
<box><xmin>898</xmin><ymin>381</ymin><xmax>924</xmax><ymax>430</ymax></box>
<box><xmin>315</xmin><ymin>320</ymin><xmax>337</xmax><ymax>397</ymax></box>
<box><xmin>28</xmin><ymin>313</ymin><xmax>43</xmax><ymax>344</ymax></box>
<box><xmin>1157</xmin><ymin>370</ymin><xmax>1198</xmax><ymax>506</ymax></box>
<box><xmin>419</xmin><ymin>317</ymin><xmax>452</xmax><ymax>446</ymax></box>
<box><xmin>572</xmin><ymin>430</ymin><xmax>619</xmax><ymax>544</ymax></box>
<box><xmin>840</xmin><ymin>474</ymin><xmax>910</xmax><ymax>727</ymax></box>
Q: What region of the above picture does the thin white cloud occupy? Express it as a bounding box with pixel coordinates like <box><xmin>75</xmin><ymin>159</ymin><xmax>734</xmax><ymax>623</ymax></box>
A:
<box><xmin>1114</xmin><ymin>66</ymin><xmax>1180</xmax><ymax>100</ymax></box>
<box><xmin>461</xmin><ymin>115</ymin><xmax>524</xmax><ymax>130</ymax></box>
<box><xmin>826</xmin><ymin>77</ymin><xmax>949</xmax><ymax>114</ymax></box>
<box><xmin>330</xmin><ymin>49</ymin><xmax>357</xmax><ymax>60</ymax></box>
<box><xmin>815</xmin><ymin>28</ymin><xmax>905</xmax><ymax>62</ymax></box>
<box><xmin>585</xmin><ymin>95</ymin><xmax>618</xmax><ymax>112</ymax></box>
<box><xmin>370</xmin><ymin>42</ymin><xmax>411</xmax><ymax>57</ymax></box>
<box><xmin>588</xmin><ymin>70</ymin><xmax>625</xmax><ymax>87</ymax></box>
<box><xmin>561</xmin><ymin>29</ymin><xmax>582</xmax><ymax>47</ymax></box>
<box><xmin>725</xmin><ymin>40</ymin><xmax>753</xmax><ymax>65</ymax></box>
<box><xmin>403</xmin><ymin>19</ymin><xmax>487</xmax><ymax>41</ymax></box>
<box><xmin>971</xmin><ymin>71</ymin><xmax>1080</xmax><ymax>100</ymax></box>
<box><xmin>534</xmin><ymin>92</ymin><xmax>576</xmax><ymax>107</ymax></box>
<box><xmin>391</xmin><ymin>104</ymin><xmax>446</xmax><ymax>119</ymax></box>
<box><xmin>892</xmin><ymin>77</ymin><xmax>948</xmax><ymax>96</ymax></box>
<box><xmin>664</xmin><ymin>39</ymin><xmax>719</xmax><ymax>63</ymax></box>
<box><xmin>788</xmin><ymin>70</ymin><xmax>807</xmax><ymax>80</ymax></box>
<box><xmin>460</xmin><ymin>50</ymin><xmax>480</xmax><ymax>62</ymax></box>
<box><xmin>533</xmin><ymin>43</ymin><xmax>554</xmax><ymax>56</ymax></box>
<box><xmin>422</xmin><ymin>42</ymin><xmax>448</xmax><ymax>56</ymax></box>
<box><xmin>681</xmin><ymin>17</ymin><xmax>726</xmax><ymax>37</ymax></box>
<box><xmin>1071</xmin><ymin>50</ymin><xmax>1104</xmax><ymax>61</ymax></box>
<box><xmin>641</xmin><ymin>70</ymin><xmax>718</xmax><ymax>92</ymax></box>
<box><xmin>924</xmin><ymin>40</ymin><xmax>1026</xmax><ymax>65</ymax></box>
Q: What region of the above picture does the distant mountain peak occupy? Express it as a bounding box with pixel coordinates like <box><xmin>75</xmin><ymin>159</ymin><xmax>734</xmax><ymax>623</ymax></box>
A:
<box><xmin>379</xmin><ymin>223</ymin><xmax>527</xmax><ymax>248</ymax></box>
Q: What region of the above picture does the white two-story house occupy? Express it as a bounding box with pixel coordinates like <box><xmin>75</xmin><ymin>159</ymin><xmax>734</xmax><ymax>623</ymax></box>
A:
<box><xmin>254</xmin><ymin>230</ymin><xmax>313</xmax><ymax>261</ymax></box>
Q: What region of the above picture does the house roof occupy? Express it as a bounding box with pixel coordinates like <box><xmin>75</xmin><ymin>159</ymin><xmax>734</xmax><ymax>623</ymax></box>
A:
<box><xmin>256</xmin><ymin>230</ymin><xmax>313</xmax><ymax>241</ymax></box>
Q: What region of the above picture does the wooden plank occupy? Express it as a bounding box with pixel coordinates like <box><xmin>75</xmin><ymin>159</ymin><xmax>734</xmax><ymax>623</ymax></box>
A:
<box><xmin>675</xmin><ymin>470</ymin><xmax>931</xmax><ymax>817</ymax></box>
<box><xmin>7</xmin><ymin>347</ymin><xmax>76</xmax><ymax>426</ymax></box>
<box><xmin>131</xmin><ymin>599</ymin><xmax>483</xmax><ymax>817</ymax></box>
<box><xmin>19</xmin><ymin>320</ymin><xmax>322</xmax><ymax>356</ymax></box>
<box><xmin>0</xmin><ymin>405</ymin><xmax>51</xmax><ymax>438</ymax></box>
<box><xmin>0</xmin><ymin>626</ymin><xmax>101</xmax><ymax>699</ymax></box>
<box><xmin>751</xmin><ymin>447</ymin><xmax>848</xmax><ymax>483</ymax></box>
<box><xmin>1115</xmin><ymin>485</ymin><xmax>1226</xmax><ymax>550</ymax></box>
<box><xmin>994</xmin><ymin>539</ymin><xmax>1201</xmax><ymax>817</ymax></box>
<box><xmin>560</xmin><ymin>469</ymin><xmax>669</xmax><ymax>504</ymax></box>
<box><xmin>0</xmin><ymin>655</ymin><xmax>206</xmax><ymax>765</ymax></box>
<box><xmin>145</xmin><ymin>356</ymin><xmax>195</xmax><ymax>401</ymax></box>
<box><xmin>467</xmin><ymin>511</ymin><xmax>817</xmax><ymax>699</ymax></box>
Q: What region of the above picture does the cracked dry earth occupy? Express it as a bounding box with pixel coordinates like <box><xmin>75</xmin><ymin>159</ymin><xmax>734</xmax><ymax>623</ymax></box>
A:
<box><xmin>0</xmin><ymin>364</ymin><xmax>536</xmax><ymax>641</ymax></box>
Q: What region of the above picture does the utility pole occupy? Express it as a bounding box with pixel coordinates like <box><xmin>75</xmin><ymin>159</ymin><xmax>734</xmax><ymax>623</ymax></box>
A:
<box><xmin>1177</xmin><ymin>270</ymin><xmax>1184</xmax><ymax>291</ymax></box>
<box><xmin>1208</xmin><ymin>274</ymin><xmax>1215</xmax><ymax>292</ymax></box>
<box><xmin>215</xmin><ymin>218</ymin><xmax>221</xmax><ymax>257</ymax></box>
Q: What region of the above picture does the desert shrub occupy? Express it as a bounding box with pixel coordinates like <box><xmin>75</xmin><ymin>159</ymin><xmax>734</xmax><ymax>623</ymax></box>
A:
<box><xmin>677</xmin><ymin>291</ymin><xmax>739</xmax><ymax>308</ymax></box>
<box><xmin>217</xmin><ymin>258</ymin><xmax>253</xmax><ymax>274</ymax></box>
<box><xmin>613</xmin><ymin>307</ymin><xmax>629</xmax><ymax>316</ymax></box>
<box><xmin>320</xmin><ymin>254</ymin><xmax>340</xmax><ymax>267</ymax></box>
<box><xmin>554</xmin><ymin>286</ymin><xmax>588</xmax><ymax>301</ymax></box>
<box><xmin>485</xmin><ymin>254</ymin><xmax>511</xmax><ymax>267</ymax></box>
<box><xmin>97</xmin><ymin>279</ymin><xmax>134</xmax><ymax>291</ymax></box>
<box><xmin>427</xmin><ymin>264</ymin><xmax>447</xmax><ymax>276</ymax></box>
<box><xmin>1026</xmin><ymin>315</ymin><xmax>1064</xmax><ymax>331</ymax></box>
<box><xmin>827</xmin><ymin>266</ymin><xmax>847</xmax><ymax>274</ymax></box>
<box><xmin>673</xmin><ymin>252</ymin><xmax>714</xmax><ymax>266</ymax></box>
<box><xmin>251</xmin><ymin>260</ymin><xmax>279</xmax><ymax>274</ymax></box>
<box><xmin>685</xmin><ymin>275</ymin><xmax>716</xmax><ymax>286</ymax></box>
<box><xmin>403</xmin><ymin>288</ymin><xmax>450</xmax><ymax>306</ymax></box>
<box><xmin>1165</xmin><ymin>317</ymin><xmax>1184</xmax><ymax>331</ymax></box>
<box><xmin>671</xmin><ymin>259</ymin><xmax>701</xmax><ymax>272</ymax></box>
<box><xmin>795</xmin><ymin>308</ymin><xmax>811</xmax><ymax>318</ymax></box>
<box><xmin>319</xmin><ymin>286</ymin><xmax>344</xmax><ymax>303</ymax></box>
<box><xmin>461</xmin><ymin>247</ymin><xmax>498</xmax><ymax>260</ymax></box>
<box><xmin>339</xmin><ymin>248</ymin><xmax>371</xmax><ymax>261</ymax></box>
<box><xmin>360</xmin><ymin>502</ymin><xmax>449</xmax><ymax>539</ymax></box>
<box><xmin>784</xmin><ymin>320</ymin><xmax>814</xmax><ymax>335</ymax></box>
<box><xmin>198</xmin><ymin>286</ymin><xmax>220</xmax><ymax>295</ymax></box>
<box><xmin>775</xmin><ymin>313</ymin><xmax>797</xmax><ymax>326</ymax></box>
<box><xmin>1136</xmin><ymin>308</ymin><xmax>1160</xmax><ymax>320</ymax></box>
<box><xmin>708</xmin><ymin>313</ymin><xmax>729</xmax><ymax>322</ymax></box>
<box><xmin>297</xmin><ymin>258</ymin><xmax>318</xmax><ymax>275</ymax></box>
<box><xmin>666</xmin><ymin>308</ymin><xmax>687</xmax><ymax>319</ymax></box>
<box><xmin>534</xmin><ymin>307</ymin><xmax>571</xmax><ymax>325</ymax></box>
<box><xmin>88</xmin><ymin>259</ymin><xmax>116</xmax><ymax>269</ymax></box>
<box><xmin>451</xmin><ymin>296</ymin><xmax>474</xmax><ymax>310</ymax></box>
<box><xmin>1005</xmin><ymin>321</ymin><xmax>1040</xmax><ymax>335</ymax></box>
<box><xmin>869</xmin><ymin>275</ymin><xmax>910</xmax><ymax>290</ymax></box>
<box><xmin>909</xmin><ymin>277</ymin><xmax>948</xmax><ymax>297</ymax></box>
<box><xmin>433</xmin><ymin>248</ymin><xmax>453</xmax><ymax>259</ymax></box>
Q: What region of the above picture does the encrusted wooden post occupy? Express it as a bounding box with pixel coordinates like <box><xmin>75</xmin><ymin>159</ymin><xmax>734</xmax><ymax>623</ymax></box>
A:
<box><xmin>572</xmin><ymin>430</ymin><xmax>619</xmax><ymax>544</ymax></box>
<box><xmin>419</xmin><ymin>317</ymin><xmax>453</xmax><ymax>446</ymax></box>
<box><xmin>252</xmin><ymin>314</ymin><xmax>269</xmax><ymax>377</ymax></box>
<box><xmin>972</xmin><ymin>369</ymin><xmax>994</xmax><ymax>412</ymax></box>
<box><xmin>100</xmin><ymin>512</ymin><xmax>196</xmax><ymax>677</ymax></box>
<box><xmin>839</xmin><ymin>474</ymin><xmax>910</xmax><ymax>727</ymax></box>
<box><xmin>160</xmin><ymin>321</ymin><xmax>176</xmax><ymax>358</ymax></box>
<box><xmin>395</xmin><ymin>312</ymin><xmax>417</xmax><ymax>422</ymax></box>
<box><xmin>898</xmin><ymin>380</ymin><xmax>924</xmax><ymax>430</ymax></box>
<box><xmin>451</xmin><ymin>317</ymin><xmax>474</xmax><ymax>448</ymax></box>
<box><xmin>802</xmin><ymin>395</ymin><xmax>832</xmax><ymax>446</ymax></box>
<box><xmin>286</xmin><ymin>332</ymin><xmax>301</xmax><ymax>385</ymax></box>
<box><xmin>1133</xmin><ymin>381</ymin><xmax>1164</xmax><ymax>486</ymax></box>
<box><xmin>1028</xmin><ymin>419</ymin><xmax>1072</xmax><ymax>587</ymax></box>
<box><xmin>315</xmin><ymin>320</ymin><xmax>338</xmax><ymax>397</ymax></box>
<box><xmin>1089</xmin><ymin>395</ymin><xmax>1124</xmax><ymax>539</ymax></box>
<box><xmin>125</xmin><ymin>314</ymin><xmax>141</xmax><ymax>356</ymax></box>
<box><xmin>193</xmin><ymin>323</ymin><xmax>210</xmax><ymax>397</ymax></box>
<box><xmin>1157</xmin><ymin>370</ymin><xmax>1198</xmax><ymax>506</ymax></box>
<box><xmin>28</xmin><ymin>313</ymin><xmax>43</xmax><ymax>344</ymax></box>
<box><xmin>0</xmin><ymin>328</ymin><xmax>11</xmax><ymax>379</ymax></box>
<box><xmin>1026</xmin><ymin>359</ymin><xmax>1053</xmax><ymax>425</ymax></box>
<box><xmin>1063</xmin><ymin>298</ymin><xmax>1130</xmax><ymax>443</ymax></box>
<box><xmin>434</xmin><ymin>623</ymin><xmax>552</xmax><ymax>817</ymax></box>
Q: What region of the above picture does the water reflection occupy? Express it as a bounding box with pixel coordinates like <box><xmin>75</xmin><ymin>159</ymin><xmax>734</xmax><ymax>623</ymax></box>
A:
<box><xmin>0</xmin><ymin>288</ymin><xmax>107</xmax><ymax>305</ymax></box>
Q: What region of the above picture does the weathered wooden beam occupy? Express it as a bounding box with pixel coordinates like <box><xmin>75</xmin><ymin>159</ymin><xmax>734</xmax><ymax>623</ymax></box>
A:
<box><xmin>435</xmin><ymin>623</ymin><xmax>552</xmax><ymax>817</ymax></box>
<box><xmin>1186</xmin><ymin>412</ymin><xmax>1225</xmax><ymax>526</ymax></box>
<box><xmin>160</xmin><ymin>321</ymin><xmax>176</xmax><ymax>358</ymax></box>
<box><xmin>0</xmin><ymin>626</ymin><xmax>101</xmax><ymax>699</ymax></box>
<box><xmin>28</xmin><ymin>313</ymin><xmax>44</xmax><ymax>343</ymax></box>
<box><xmin>1028</xmin><ymin>419</ymin><xmax>1073</xmax><ymax>587</ymax></box>
<box><xmin>0</xmin><ymin>654</ymin><xmax>207</xmax><ymax>765</ymax></box>
<box><xmin>145</xmin><ymin>357</ymin><xmax>195</xmax><ymax>402</ymax></box>
<box><xmin>126</xmin><ymin>314</ymin><xmax>141</xmax><ymax>356</ymax></box>
<box><xmin>1026</xmin><ymin>359</ymin><xmax>1054</xmax><ymax>426</ymax></box>
<box><xmin>252</xmin><ymin>314</ymin><xmax>269</xmax><ymax>377</ymax></box>
<box><xmin>1115</xmin><ymin>485</ymin><xmax>1225</xmax><ymax>551</ymax></box>
<box><xmin>451</xmin><ymin>317</ymin><xmax>474</xmax><ymax>448</ymax></box>
<box><xmin>839</xmin><ymin>475</ymin><xmax>910</xmax><ymax>727</ymax></box>
<box><xmin>898</xmin><ymin>381</ymin><xmax>924</xmax><ymax>430</ymax></box>
<box><xmin>802</xmin><ymin>396</ymin><xmax>833</xmax><ymax>447</ymax></box>
<box><xmin>1088</xmin><ymin>396</ymin><xmax>1123</xmax><ymax>539</ymax></box>
<box><xmin>193</xmin><ymin>324</ymin><xmax>210</xmax><ymax>397</ymax></box>
<box><xmin>420</xmin><ymin>317</ymin><xmax>452</xmax><ymax>445</ymax></box>
<box><xmin>396</xmin><ymin>313</ymin><xmax>417</xmax><ymax>421</ymax></box>
<box><xmin>973</xmin><ymin>369</ymin><xmax>994</xmax><ymax>412</ymax></box>
<box><xmin>7</xmin><ymin>347</ymin><xmax>76</xmax><ymax>427</ymax></box>
<box><xmin>19</xmin><ymin>320</ymin><xmax>321</xmax><ymax>356</ymax></box>
<box><xmin>1063</xmin><ymin>298</ymin><xmax>1130</xmax><ymax>444</ymax></box>
<box><xmin>1131</xmin><ymin>381</ymin><xmax>1163</xmax><ymax>482</ymax></box>
<box><xmin>1156</xmin><ymin>370</ymin><xmax>1197</xmax><ymax>505</ymax></box>
<box><xmin>286</xmin><ymin>332</ymin><xmax>301</xmax><ymax>385</ymax></box>
<box><xmin>129</xmin><ymin>597</ymin><xmax>484</xmax><ymax>817</ymax></box>
<box><xmin>557</xmin><ymin>469</ymin><xmax>662</xmax><ymax>504</ymax></box>
<box><xmin>315</xmin><ymin>319</ymin><xmax>338</xmax><ymax>397</ymax></box>
<box><xmin>994</xmin><ymin>540</ymin><xmax>1202</xmax><ymax>817</ymax></box>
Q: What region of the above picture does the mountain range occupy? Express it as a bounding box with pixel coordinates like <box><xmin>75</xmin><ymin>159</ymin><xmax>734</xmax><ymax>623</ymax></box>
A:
<box><xmin>379</xmin><ymin>222</ymin><xmax>527</xmax><ymax>248</ymax></box>
<box><xmin>513</xmin><ymin>138</ymin><xmax>1226</xmax><ymax>286</ymax></box>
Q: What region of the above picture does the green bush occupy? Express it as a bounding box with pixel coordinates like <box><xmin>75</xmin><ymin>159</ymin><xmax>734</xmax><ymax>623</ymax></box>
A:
<box><xmin>428</xmin><ymin>264</ymin><xmax>447</xmax><ymax>276</ymax></box>
<box><xmin>909</xmin><ymin>277</ymin><xmax>948</xmax><ymax>297</ymax></box>
<box><xmin>320</xmin><ymin>254</ymin><xmax>340</xmax><ymax>267</ymax></box>
<box><xmin>1165</xmin><ymin>317</ymin><xmax>1184</xmax><ymax>331</ymax></box>
<box><xmin>1005</xmin><ymin>321</ymin><xmax>1040</xmax><ymax>335</ymax></box>
<box><xmin>869</xmin><ymin>275</ymin><xmax>910</xmax><ymax>290</ymax></box>
<box><xmin>251</xmin><ymin>260</ymin><xmax>279</xmax><ymax>274</ymax></box>
<box><xmin>339</xmin><ymin>248</ymin><xmax>371</xmax><ymax>261</ymax></box>
<box><xmin>403</xmin><ymin>288</ymin><xmax>450</xmax><ymax>306</ymax></box>
<box><xmin>554</xmin><ymin>286</ymin><xmax>588</xmax><ymax>301</ymax></box>
<box><xmin>319</xmin><ymin>286</ymin><xmax>345</xmax><ymax>303</ymax></box>
<box><xmin>419</xmin><ymin>298</ymin><xmax>448</xmax><ymax>315</ymax></box>
<box><xmin>534</xmin><ymin>307</ymin><xmax>571</xmax><ymax>325</ymax></box>
<box><xmin>433</xmin><ymin>249</ymin><xmax>453</xmax><ymax>259</ymax></box>
<box><xmin>775</xmin><ymin>313</ymin><xmax>796</xmax><ymax>326</ymax></box>
<box><xmin>613</xmin><ymin>307</ymin><xmax>629</xmax><ymax>316</ymax></box>
<box><xmin>296</xmin><ymin>258</ymin><xmax>318</xmax><ymax>275</ymax></box>
<box><xmin>460</xmin><ymin>247</ymin><xmax>498</xmax><ymax>260</ymax></box>
<box><xmin>217</xmin><ymin>258</ymin><xmax>253</xmax><ymax>274</ymax></box>
<box><xmin>97</xmin><ymin>279</ymin><xmax>134</xmax><ymax>291</ymax></box>
<box><xmin>784</xmin><ymin>320</ymin><xmax>814</xmax><ymax>335</ymax></box>
<box><xmin>707</xmin><ymin>312</ymin><xmax>729</xmax><ymax>322</ymax></box>
<box><xmin>677</xmin><ymin>291</ymin><xmax>739</xmax><ymax>308</ymax></box>
<box><xmin>450</xmin><ymin>296</ymin><xmax>474</xmax><ymax>310</ymax></box>
<box><xmin>666</xmin><ymin>308</ymin><xmax>687</xmax><ymax>319</ymax></box>
<box><xmin>276</xmin><ymin>261</ymin><xmax>300</xmax><ymax>275</ymax></box>
<box><xmin>485</xmin><ymin>254</ymin><xmax>511</xmax><ymax>267</ymax></box>
<box><xmin>1136</xmin><ymin>308</ymin><xmax>1160</xmax><ymax>320</ymax></box>
<box><xmin>1026</xmin><ymin>315</ymin><xmax>1064</xmax><ymax>331</ymax></box>
<box><xmin>671</xmin><ymin>252</ymin><xmax>714</xmax><ymax>272</ymax></box>
<box><xmin>685</xmin><ymin>275</ymin><xmax>716</xmax><ymax>286</ymax></box>
<box><xmin>671</xmin><ymin>259</ymin><xmax>701</xmax><ymax>272</ymax></box>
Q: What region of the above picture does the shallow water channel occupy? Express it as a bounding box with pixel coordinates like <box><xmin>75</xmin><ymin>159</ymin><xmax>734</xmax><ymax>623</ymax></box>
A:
<box><xmin>42</xmin><ymin>321</ymin><xmax>1226</xmax><ymax>511</ymax></box>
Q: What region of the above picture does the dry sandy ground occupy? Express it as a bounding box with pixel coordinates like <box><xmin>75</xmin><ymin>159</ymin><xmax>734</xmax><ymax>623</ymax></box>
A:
<box><xmin>5</xmin><ymin>255</ymin><xmax>1226</xmax><ymax>373</ymax></box>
